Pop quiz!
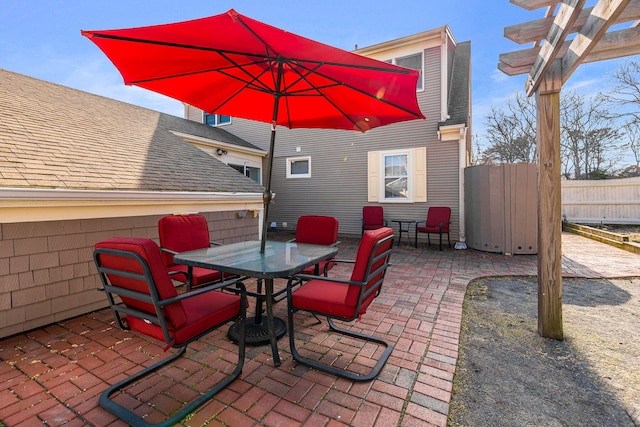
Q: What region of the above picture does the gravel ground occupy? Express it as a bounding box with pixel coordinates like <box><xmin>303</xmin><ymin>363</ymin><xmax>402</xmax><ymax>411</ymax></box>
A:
<box><xmin>448</xmin><ymin>276</ymin><xmax>640</xmax><ymax>427</ymax></box>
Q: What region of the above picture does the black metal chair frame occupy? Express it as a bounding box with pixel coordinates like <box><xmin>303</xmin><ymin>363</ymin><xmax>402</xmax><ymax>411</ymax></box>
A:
<box><xmin>94</xmin><ymin>247</ymin><xmax>247</xmax><ymax>427</ymax></box>
<box><xmin>415</xmin><ymin>220</ymin><xmax>451</xmax><ymax>251</ymax></box>
<box><xmin>286</xmin><ymin>233</ymin><xmax>394</xmax><ymax>381</ymax></box>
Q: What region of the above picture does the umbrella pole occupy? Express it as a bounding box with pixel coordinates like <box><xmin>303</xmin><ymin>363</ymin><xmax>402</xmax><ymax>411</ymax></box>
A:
<box><xmin>260</xmin><ymin>61</ymin><xmax>284</xmax><ymax>253</ymax></box>
<box><xmin>260</xmin><ymin>125</ymin><xmax>277</xmax><ymax>253</ymax></box>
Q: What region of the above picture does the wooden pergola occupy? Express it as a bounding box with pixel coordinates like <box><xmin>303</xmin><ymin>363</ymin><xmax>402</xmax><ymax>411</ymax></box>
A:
<box><xmin>499</xmin><ymin>0</ymin><xmax>640</xmax><ymax>339</ymax></box>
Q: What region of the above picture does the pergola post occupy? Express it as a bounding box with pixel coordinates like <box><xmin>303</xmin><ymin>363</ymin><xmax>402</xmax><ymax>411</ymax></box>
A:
<box><xmin>501</xmin><ymin>0</ymin><xmax>638</xmax><ymax>341</ymax></box>
<box><xmin>535</xmin><ymin>60</ymin><xmax>563</xmax><ymax>340</ymax></box>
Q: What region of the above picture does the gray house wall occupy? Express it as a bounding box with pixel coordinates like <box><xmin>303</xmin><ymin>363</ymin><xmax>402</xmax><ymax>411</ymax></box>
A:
<box><xmin>221</xmin><ymin>44</ymin><xmax>462</xmax><ymax>241</ymax></box>
<box><xmin>183</xmin><ymin>28</ymin><xmax>471</xmax><ymax>243</ymax></box>
<box><xmin>0</xmin><ymin>211</ymin><xmax>257</xmax><ymax>339</ymax></box>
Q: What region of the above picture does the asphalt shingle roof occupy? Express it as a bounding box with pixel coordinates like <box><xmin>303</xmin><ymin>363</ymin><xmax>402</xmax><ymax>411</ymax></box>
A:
<box><xmin>0</xmin><ymin>69</ymin><xmax>264</xmax><ymax>193</ymax></box>
<box><xmin>444</xmin><ymin>41</ymin><xmax>471</xmax><ymax>127</ymax></box>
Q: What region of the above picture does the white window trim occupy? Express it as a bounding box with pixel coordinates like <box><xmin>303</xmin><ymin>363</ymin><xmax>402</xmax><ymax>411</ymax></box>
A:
<box><xmin>286</xmin><ymin>156</ymin><xmax>311</xmax><ymax>179</ymax></box>
<box><xmin>368</xmin><ymin>147</ymin><xmax>427</xmax><ymax>203</ymax></box>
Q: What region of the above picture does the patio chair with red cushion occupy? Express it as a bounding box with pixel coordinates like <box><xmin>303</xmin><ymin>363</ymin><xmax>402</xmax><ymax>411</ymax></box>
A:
<box><xmin>286</xmin><ymin>227</ymin><xmax>394</xmax><ymax>381</ymax></box>
<box><xmin>93</xmin><ymin>237</ymin><xmax>247</xmax><ymax>427</ymax></box>
<box><xmin>290</xmin><ymin>215</ymin><xmax>340</xmax><ymax>276</ymax></box>
<box><xmin>158</xmin><ymin>214</ymin><xmax>226</xmax><ymax>289</ymax></box>
<box><xmin>415</xmin><ymin>206</ymin><xmax>451</xmax><ymax>251</ymax></box>
<box><xmin>361</xmin><ymin>205</ymin><xmax>388</xmax><ymax>235</ymax></box>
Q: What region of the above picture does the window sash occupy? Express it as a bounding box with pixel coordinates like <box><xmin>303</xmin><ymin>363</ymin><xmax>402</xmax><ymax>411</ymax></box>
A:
<box><xmin>286</xmin><ymin>156</ymin><xmax>311</xmax><ymax>178</ymax></box>
<box><xmin>383</xmin><ymin>153</ymin><xmax>409</xmax><ymax>200</ymax></box>
<box><xmin>392</xmin><ymin>52</ymin><xmax>423</xmax><ymax>91</ymax></box>
<box><xmin>229</xmin><ymin>163</ymin><xmax>261</xmax><ymax>184</ymax></box>
<box><xmin>204</xmin><ymin>113</ymin><xmax>231</xmax><ymax>126</ymax></box>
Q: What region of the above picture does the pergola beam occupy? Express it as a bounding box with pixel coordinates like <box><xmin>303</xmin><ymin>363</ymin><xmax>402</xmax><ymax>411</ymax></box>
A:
<box><xmin>505</xmin><ymin>0</ymin><xmax>640</xmax><ymax>45</ymax></box>
<box><xmin>561</xmin><ymin>0</ymin><xmax>633</xmax><ymax>84</ymax></box>
<box><xmin>526</xmin><ymin>0</ymin><xmax>587</xmax><ymax>96</ymax></box>
<box><xmin>500</xmin><ymin>25</ymin><xmax>640</xmax><ymax>75</ymax></box>
<box><xmin>511</xmin><ymin>0</ymin><xmax>560</xmax><ymax>11</ymax></box>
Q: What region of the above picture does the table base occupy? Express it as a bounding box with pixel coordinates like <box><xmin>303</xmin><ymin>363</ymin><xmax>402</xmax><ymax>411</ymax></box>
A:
<box><xmin>227</xmin><ymin>316</ymin><xmax>287</xmax><ymax>345</ymax></box>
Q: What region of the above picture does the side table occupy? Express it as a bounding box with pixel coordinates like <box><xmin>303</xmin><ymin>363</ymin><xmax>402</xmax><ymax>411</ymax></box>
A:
<box><xmin>390</xmin><ymin>219</ymin><xmax>417</xmax><ymax>247</ymax></box>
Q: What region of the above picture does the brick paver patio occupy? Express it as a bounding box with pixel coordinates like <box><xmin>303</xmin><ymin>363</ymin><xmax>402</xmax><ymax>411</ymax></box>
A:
<box><xmin>0</xmin><ymin>233</ymin><xmax>638</xmax><ymax>426</ymax></box>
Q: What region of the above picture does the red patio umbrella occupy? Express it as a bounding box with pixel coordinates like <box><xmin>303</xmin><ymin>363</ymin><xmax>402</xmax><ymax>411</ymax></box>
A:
<box><xmin>82</xmin><ymin>9</ymin><xmax>425</xmax><ymax>251</ymax></box>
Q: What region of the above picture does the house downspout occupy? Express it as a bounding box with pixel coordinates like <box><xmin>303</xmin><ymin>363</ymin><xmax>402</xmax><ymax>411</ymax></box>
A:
<box><xmin>456</xmin><ymin>130</ymin><xmax>468</xmax><ymax>249</ymax></box>
<box><xmin>437</xmin><ymin>123</ymin><xmax>468</xmax><ymax>249</ymax></box>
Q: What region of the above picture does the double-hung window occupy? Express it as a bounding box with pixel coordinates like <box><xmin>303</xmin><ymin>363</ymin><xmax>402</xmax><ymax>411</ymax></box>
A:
<box><xmin>384</xmin><ymin>152</ymin><xmax>409</xmax><ymax>199</ymax></box>
<box><xmin>368</xmin><ymin>147</ymin><xmax>427</xmax><ymax>203</ymax></box>
<box><xmin>387</xmin><ymin>52</ymin><xmax>423</xmax><ymax>91</ymax></box>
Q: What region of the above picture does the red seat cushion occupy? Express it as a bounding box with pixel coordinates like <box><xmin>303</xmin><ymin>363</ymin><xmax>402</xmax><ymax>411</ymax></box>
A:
<box><xmin>95</xmin><ymin>237</ymin><xmax>240</xmax><ymax>346</ymax></box>
<box><xmin>95</xmin><ymin>237</ymin><xmax>187</xmax><ymax>327</ymax></box>
<box><xmin>158</xmin><ymin>215</ymin><xmax>211</xmax><ymax>267</ymax></box>
<box><xmin>423</xmin><ymin>207</ymin><xmax>451</xmax><ymax>232</ymax></box>
<box><xmin>295</xmin><ymin>215</ymin><xmax>339</xmax><ymax>275</ymax></box>
<box><xmin>363</xmin><ymin>206</ymin><xmax>385</xmax><ymax>229</ymax></box>
<box><xmin>291</xmin><ymin>227</ymin><xmax>393</xmax><ymax>319</ymax></box>
<box><xmin>295</xmin><ymin>215</ymin><xmax>338</xmax><ymax>245</ymax></box>
<box><xmin>290</xmin><ymin>278</ymin><xmax>356</xmax><ymax>319</ymax></box>
<box><xmin>417</xmin><ymin>225</ymin><xmax>442</xmax><ymax>233</ymax></box>
<box><xmin>127</xmin><ymin>290</ymin><xmax>240</xmax><ymax>345</ymax></box>
<box><xmin>347</xmin><ymin>227</ymin><xmax>393</xmax><ymax>314</ymax></box>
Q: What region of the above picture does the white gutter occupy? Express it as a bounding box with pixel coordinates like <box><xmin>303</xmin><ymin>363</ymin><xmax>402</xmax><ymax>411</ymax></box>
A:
<box><xmin>0</xmin><ymin>188</ymin><xmax>263</xmax><ymax>223</ymax></box>
<box><xmin>0</xmin><ymin>188</ymin><xmax>260</xmax><ymax>200</ymax></box>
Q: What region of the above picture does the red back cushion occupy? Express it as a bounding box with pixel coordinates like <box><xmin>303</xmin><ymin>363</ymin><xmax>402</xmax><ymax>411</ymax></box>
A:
<box><xmin>295</xmin><ymin>215</ymin><xmax>339</xmax><ymax>245</ymax></box>
<box><xmin>94</xmin><ymin>237</ymin><xmax>187</xmax><ymax>329</ymax></box>
<box><xmin>362</xmin><ymin>206</ymin><xmax>384</xmax><ymax>227</ymax></box>
<box><xmin>158</xmin><ymin>214</ymin><xmax>211</xmax><ymax>266</ymax></box>
<box><xmin>426</xmin><ymin>207</ymin><xmax>451</xmax><ymax>231</ymax></box>
<box><xmin>346</xmin><ymin>227</ymin><xmax>393</xmax><ymax>311</ymax></box>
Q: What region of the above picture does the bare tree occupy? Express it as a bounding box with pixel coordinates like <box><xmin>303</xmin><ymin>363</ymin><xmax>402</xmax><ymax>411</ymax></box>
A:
<box><xmin>483</xmin><ymin>92</ymin><xmax>536</xmax><ymax>163</ymax></box>
<box><xmin>619</xmin><ymin>122</ymin><xmax>640</xmax><ymax>176</ymax></box>
<box><xmin>481</xmin><ymin>91</ymin><xmax>622</xmax><ymax>178</ymax></box>
<box><xmin>560</xmin><ymin>92</ymin><xmax>621</xmax><ymax>179</ymax></box>
<box><xmin>601</xmin><ymin>59</ymin><xmax>640</xmax><ymax>126</ymax></box>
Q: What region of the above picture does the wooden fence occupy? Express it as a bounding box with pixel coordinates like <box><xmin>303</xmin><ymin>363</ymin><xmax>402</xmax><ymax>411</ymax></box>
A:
<box><xmin>561</xmin><ymin>176</ymin><xmax>640</xmax><ymax>224</ymax></box>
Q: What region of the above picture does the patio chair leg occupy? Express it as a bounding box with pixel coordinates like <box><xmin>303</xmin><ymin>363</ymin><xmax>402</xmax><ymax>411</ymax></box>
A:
<box><xmin>288</xmin><ymin>312</ymin><xmax>393</xmax><ymax>382</ymax></box>
<box><xmin>99</xmin><ymin>325</ymin><xmax>245</xmax><ymax>427</ymax></box>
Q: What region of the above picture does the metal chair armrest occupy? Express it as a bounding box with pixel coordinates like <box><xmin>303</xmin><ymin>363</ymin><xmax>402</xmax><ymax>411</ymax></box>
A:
<box><xmin>160</xmin><ymin>247</ymin><xmax>179</xmax><ymax>256</ymax></box>
<box><xmin>159</xmin><ymin>276</ymin><xmax>248</xmax><ymax>307</ymax></box>
<box><xmin>287</xmin><ymin>273</ymin><xmax>363</xmax><ymax>288</ymax></box>
<box><xmin>330</xmin><ymin>258</ymin><xmax>356</xmax><ymax>266</ymax></box>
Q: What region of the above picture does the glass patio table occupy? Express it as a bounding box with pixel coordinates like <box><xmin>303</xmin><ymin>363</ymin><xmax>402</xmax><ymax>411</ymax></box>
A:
<box><xmin>174</xmin><ymin>240</ymin><xmax>338</xmax><ymax>366</ymax></box>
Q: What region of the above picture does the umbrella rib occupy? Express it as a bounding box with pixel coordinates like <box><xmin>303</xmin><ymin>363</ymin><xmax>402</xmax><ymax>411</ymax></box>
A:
<box><xmin>287</xmin><ymin>60</ymin><xmax>424</xmax><ymax>118</ymax></box>
<box><xmin>85</xmin><ymin>33</ymin><xmax>271</xmax><ymax>61</ymax></box>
